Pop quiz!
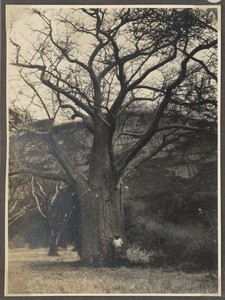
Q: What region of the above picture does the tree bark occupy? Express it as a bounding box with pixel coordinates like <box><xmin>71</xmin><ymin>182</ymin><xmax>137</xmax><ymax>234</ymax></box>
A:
<box><xmin>48</xmin><ymin>229</ymin><xmax>59</xmax><ymax>256</ymax></box>
<box><xmin>79</xmin><ymin>121</ymin><xmax>125</xmax><ymax>267</ymax></box>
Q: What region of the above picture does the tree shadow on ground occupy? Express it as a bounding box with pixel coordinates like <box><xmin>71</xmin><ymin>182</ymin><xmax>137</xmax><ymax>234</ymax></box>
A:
<box><xmin>28</xmin><ymin>260</ymin><xmax>83</xmax><ymax>271</ymax></box>
<box><xmin>27</xmin><ymin>258</ymin><xmax>152</xmax><ymax>272</ymax></box>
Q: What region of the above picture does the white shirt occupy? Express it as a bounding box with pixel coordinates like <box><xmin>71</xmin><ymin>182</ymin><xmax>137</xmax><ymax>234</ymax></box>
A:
<box><xmin>113</xmin><ymin>238</ymin><xmax>123</xmax><ymax>248</ymax></box>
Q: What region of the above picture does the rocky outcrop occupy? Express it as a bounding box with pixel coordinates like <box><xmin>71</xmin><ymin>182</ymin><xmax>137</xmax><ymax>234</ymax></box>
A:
<box><xmin>167</xmin><ymin>164</ymin><xmax>199</xmax><ymax>179</ymax></box>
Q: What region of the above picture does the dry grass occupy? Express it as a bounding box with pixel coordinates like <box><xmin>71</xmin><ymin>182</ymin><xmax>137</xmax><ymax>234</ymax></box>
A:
<box><xmin>6</xmin><ymin>247</ymin><xmax>218</xmax><ymax>295</ymax></box>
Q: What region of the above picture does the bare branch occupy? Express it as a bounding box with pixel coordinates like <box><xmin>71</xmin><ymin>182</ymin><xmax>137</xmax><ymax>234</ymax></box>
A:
<box><xmin>40</xmin><ymin>74</ymin><xmax>94</xmax><ymax>117</ymax></box>
<box><xmin>120</xmin><ymin>132</ymin><xmax>194</xmax><ymax>181</ymax></box>
<box><xmin>127</xmin><ymin>47</ymin><xmax>178</xmax><ymax>91</ymax></box>
<box><xmin>60</xmin><ymin>104</ymin><xmax>94</xmax><ymax>133</ymax></box>
<box><xmin>9</xmin><ymin>205</ymin><xmax>32</xmax><ymax>226</ymax></box>
<box><xmin>9</xmin><ymin>168</ymin><xmax>69</xmax><ymax>183</ymax></box>
<box><xmin>187</xmin><ymin>56</ymin><xmax>217</xmax><ymax>82</ymax></box>
<box><xmin>133</xmin><ymin>85</ymin><xmax>166</xmax><ymax>94</ymax></box>
<box><xmin>31</xmin><ymin>177</ymin><xmax>47</xmax><ymax>219</ymax></box>
<box><xmin>170</xmin><ymin>98</ymin><xmax>217</xmax><ymax>107</ymax></box>
<box><xmin>116</xmin><ymin>39</ymin><xmax>217</xmax><ymax>175</ymax></box>
<box><xmin>157</xmin><ymin>124</ymin><xmax>200</xmax><ymax>132</ymax></box>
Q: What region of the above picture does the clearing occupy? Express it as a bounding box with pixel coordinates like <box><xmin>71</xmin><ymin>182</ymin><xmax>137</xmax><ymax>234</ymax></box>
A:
<box><xmin>6</xmin><ymin>247</ymin><xmax>218</xmax><ymax>295</ymax></box>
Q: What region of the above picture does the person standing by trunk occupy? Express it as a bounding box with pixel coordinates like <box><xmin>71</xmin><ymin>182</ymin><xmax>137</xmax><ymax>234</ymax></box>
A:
<box><xmin>113</xmin><ymin>234</ymin><xmax>123</xmax><ymax>267</ymax></box>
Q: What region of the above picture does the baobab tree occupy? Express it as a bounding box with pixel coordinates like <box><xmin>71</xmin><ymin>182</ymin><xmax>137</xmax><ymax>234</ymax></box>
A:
<box><xmin>8</xmin><ymin>7</ymin><xmax>218</xmax><ymax>266</ymax></box>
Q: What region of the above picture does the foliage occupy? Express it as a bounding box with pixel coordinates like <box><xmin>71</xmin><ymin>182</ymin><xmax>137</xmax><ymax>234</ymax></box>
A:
<box><xmin>124</xmin><ymin>132</ymin><xmax>217</xmax><ymax>271</ymax></box>
<box><xmin>8</xmin><ymin>235</ymin><xmax>27</xmax><ymax>249</ymax></box>
<box><xmin>125</xmin><ymin>210</ymin><xmax>217</xmax><ymax>271</ymax></box>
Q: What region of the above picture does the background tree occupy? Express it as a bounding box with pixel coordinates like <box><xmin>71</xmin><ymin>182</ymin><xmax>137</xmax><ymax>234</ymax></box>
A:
<box><xmin>9</xmin><ymin>7</ymin><xmax>218</xmax><ymax>266</ymax></box>
<box><xmin>31</xmin><ymin>178</ymin><xmax>76</xmax><ymax>256</ymax></box>
<box><xmin>8</xmin><ymin>108</ymin><xmax>80</xmax><ymax>255</ymax></box>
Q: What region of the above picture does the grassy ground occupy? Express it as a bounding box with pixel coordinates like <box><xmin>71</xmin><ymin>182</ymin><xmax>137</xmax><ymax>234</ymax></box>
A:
<box><xmin>6</xmin><ymin>247</ymin><xmax>218</xmax><ymax>295</ymax></box>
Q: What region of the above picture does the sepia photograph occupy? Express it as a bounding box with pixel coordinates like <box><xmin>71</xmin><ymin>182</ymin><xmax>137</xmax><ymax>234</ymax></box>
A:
<box><xmin>5</xmin><ymin>4</ymin><xmax>221</xmax><ymax>296</ymax></box>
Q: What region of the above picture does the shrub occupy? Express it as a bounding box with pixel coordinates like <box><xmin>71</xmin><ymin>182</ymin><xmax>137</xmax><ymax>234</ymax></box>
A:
<box><xmin>161</xmin><ymin>223</ymin><xmax>217</xmax><ymax>271</ymax></box>
<box><xmin>125</xmin><ymin>206</ymin><xmax>217</xmax><ymax>271</ymax></box>
<box><xmin>9</xmin><ymin>234</ymin><xmax>27</xmax><ymax>248</ymax></box>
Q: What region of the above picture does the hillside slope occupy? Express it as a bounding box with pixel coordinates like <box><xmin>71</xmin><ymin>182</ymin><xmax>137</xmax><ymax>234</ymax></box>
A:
<box><xmin>123</xmin><ymin>132</ymin><xmax>217</xmax><ymax>271</ymax></box>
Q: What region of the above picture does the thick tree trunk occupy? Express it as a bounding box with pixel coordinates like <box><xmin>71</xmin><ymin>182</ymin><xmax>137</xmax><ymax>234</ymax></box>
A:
<box><xmin>79</xmin><ymin>176</ymin><xmax>124</xmax><ymax>266</ymax></box>
<box><xmin>79</xmin><ymin>180</ymin><xmax>124</xmax><ymax>266</ymax></box>
<box><xmin>78</xmin><ymin>121</ymin><xmax>125</xmax><ymax>267</ymax></box>
<box><xmin>48</xmin><ymin>229</ymin><xmax>59</xmax><ymax>256</ymax></box>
